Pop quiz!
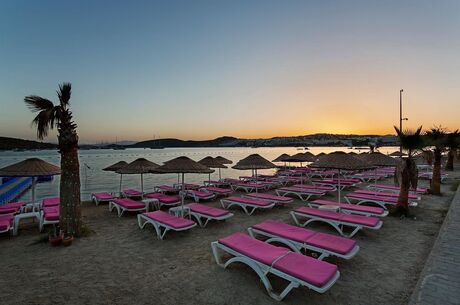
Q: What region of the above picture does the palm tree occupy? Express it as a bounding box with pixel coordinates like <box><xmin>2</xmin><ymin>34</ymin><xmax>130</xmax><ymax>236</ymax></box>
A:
<box><xmin>24</xmin><ymin>83</ymin><xmax>81</xmax><ymax>237</ymax></box>
<box><xmin>425</xmin><ymin>127</ymin><xmax>446</xmax><ymax>195</ymax></box>
<box><xmin>394</xmin><ymin>126</ymin><xmax>424</xmax><ymax>216</ymax></box>
<box><xmin>445</xmin><ymin>130</ymin><xmax>459</xmax><ymax>171</ymax></box>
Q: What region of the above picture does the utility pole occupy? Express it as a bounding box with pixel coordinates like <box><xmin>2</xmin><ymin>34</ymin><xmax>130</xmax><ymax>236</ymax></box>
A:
<box><xmin>399</xmin><ymin>89</ymin><xmax>408</xmax><ymax>153</ymax></box>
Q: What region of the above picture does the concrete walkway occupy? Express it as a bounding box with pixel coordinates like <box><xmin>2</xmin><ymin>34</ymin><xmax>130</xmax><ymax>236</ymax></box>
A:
<box><xmin>410</xmin><ymin>185</ymin><xmax>460</xmax><ymax>305</ymax></box>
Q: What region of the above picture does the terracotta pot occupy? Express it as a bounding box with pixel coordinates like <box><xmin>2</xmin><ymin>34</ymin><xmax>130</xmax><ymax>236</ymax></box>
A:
<box><xmin>49</xmin><ymin>234</ymin><xmax>63</xmax><ymax>247</ymax></box>
<box><xmin>62</xmin><ymin>236</ymin><xmax>74</xmax><ymax>247</ymax></box>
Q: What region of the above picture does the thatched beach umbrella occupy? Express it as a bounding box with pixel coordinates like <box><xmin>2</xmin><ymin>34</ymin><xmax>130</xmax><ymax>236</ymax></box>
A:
<box><xmin>233</xmin><ymin>154</ymin><xmax>276</xmax><ymax>193</ymax></box>
<box><xmin>198</xmin><ymin>156</ymin><xmax>227</xmax><ymax>181</ymax></box>
<box><xmin>214</xmin><ymin>156</ymin><xmax>233</xmax><ymax>165</ymax></box>
<box><xmin>116</xmin><ymin>158</ymin><xmax>159</xmax><ymax>194</ymax></box>
<box><xmin>103</xmin><ymin>161</ymin><xmax>128</xmax><ymax>193</ymax></box>
<box><xmin>348</xmin><ymin>152</ymin><xmax>358</xmax><ymax>156</ymax></box>
<box><xmin>284</xmin><ymin>153</ymin><xmax>315</xmax><ymax>184</ymax></box>
<box><xmin>310</xmin><ymin>151</ymin><xmax>373</xmax><ymax>203</ymax></box>
<box><xmin>152</xmin><ymin>156</ymin><xmax>213</xmax><ymax>212</ymax></box>
<box><xmin>0</xmin><ymin>158</ymin><xmax>61</xmax><ymax>203</ymax></box>
<box><xmin>358</xmin><ymin>152</ymin><xmax>398</xmax><ymax>167</ymax></box>
<box><xmin>272</xmin><ymin>153</ymin><xmax>291</xmax><ymax>169</ymax></box>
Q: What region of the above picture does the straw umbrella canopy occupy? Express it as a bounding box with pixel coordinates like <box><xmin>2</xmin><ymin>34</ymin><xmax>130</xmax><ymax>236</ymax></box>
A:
<box><xmin>358</xmin><ymin>152</ymin><xmax>398</xmax><ymax>167</ymax></box>
<box><xmin>310</xmin><ymin>151</ymin><xmax>373</xmax><ymax>203</ymax></box>
<box><xmin>0</xmin><ymin>158</ymin><xmax>61</xmax><ymax>203</ymax></box>
<box><xmin>103</xmin><ymin>161</ymin><xmax>128</xmax><ymax>172</ymax></box>
<box><xmin>284</xmin><ymin>153</ymin><xmax>316</xmax><ymax>184</ymax></box>
<box><xmin>214</xmin><ymin>156</ymin><xmax>233</xmax><ymax>165</ymax></box>
<box><xmin>116</xmin><ymin>158</ymin><xmax>159</xmax><ymax>194</ymax></box>
<box><xmin>233</xmin><ymin>154</ymin><xmax>276</xmax><ymax>193</ymax></box>
<box><xmin>152</xmin><ymin>156</ymin><xmax>214</xmax><ymax>212</ymax></box>
<box><xmin>198</xmin><ymin>156</ymin><xmax>227</xmax><ymax>181</ymax></box>
<box><xmin>103</xmin><ymin>161</ymin><xmax>128</xmax><ymax>193</ymax></box>
<box><xmin>348</xmin><ymin>152</ymin><xmax>358</xmax><ymax>156</ymax></box>
<box><xmin>272</xmin><ymin>153</ymin><xmax>291</xmax><ymax>162</ymax></box>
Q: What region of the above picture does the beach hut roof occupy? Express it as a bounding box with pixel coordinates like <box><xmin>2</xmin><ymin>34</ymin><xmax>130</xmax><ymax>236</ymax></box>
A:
<box><xmin>116</xmin><ymin>158</ymin><xmax>159</xmax><ymax>174</ymax></box>
<box><xmin>272</xmin><ymin>153</ymin><xmax>291</xmax><ymax>162</ymax></box>
<box><xmin>214</xmin><ymin>156</ymin><xmax>233</xmax><ymax>164</ymax></box>
<box><xmin>0</xmin><ymin>158</ymin><xmax>61</xmax><ymax>177</ymax></box>
<box><xmin>198</xmin><ymin>156</ymin><xmax>227</xmax><ymax>169</ymax></box>
<box><xmin>358</xmin><ymin>152</ymin><xmax>398</xmax><ymax>166</ymax></box>
<box><xmin>153</xmin><ymin>156</ymin><xmax>214</xmax><ymax>174</ymax></box>
<box><xmin>310</xmin><ymin>151</ymin><xmax>373</xmax><ymax>170</ymax></box>
<box><xmin>232</xmin><ymin>154</ymin><xmax>276</xmax><ymax>170</ymax></box>
<box><xmin>103</xmin><ymin>161</ymin><xmax>128</xmax><ymax>172</ymax></box>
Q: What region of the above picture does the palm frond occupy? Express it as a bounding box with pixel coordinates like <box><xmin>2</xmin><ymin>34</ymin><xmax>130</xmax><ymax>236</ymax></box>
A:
<box><xmin>24</xmin><ymin>96</ymin><xmax>55</xmax><ymax>112</ymax></box>
<box><xmin>31</xmin><ymin>109</ymin><xmax>56</xmax><ymax>140</ymax></box>
<box><xmin>57</xmin><ymin>83</ymin><xmax>72</xmax><ymax>107</ymax></box>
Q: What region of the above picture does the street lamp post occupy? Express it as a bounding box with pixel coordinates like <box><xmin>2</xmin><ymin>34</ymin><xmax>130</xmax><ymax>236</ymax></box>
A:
<box><xmin>399</xmin><ymin>89</ymin><xmax>408</xmax><ymax>153</ymax></box>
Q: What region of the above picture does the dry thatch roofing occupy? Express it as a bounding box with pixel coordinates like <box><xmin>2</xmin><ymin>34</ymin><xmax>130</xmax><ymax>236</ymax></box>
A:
<box><xmin>0</xmin><ymin>158</ymin><xmax>60</xmax><ymax>176</ymax></box>
<box><xmin>198</xmin><ymin>156</ymin><xmax>227</xmax><ymax>169</ymax></box>
<box><xmin>389</xmin><ymin>151</ymin><xmax>406</xmax><ymax>157</ymax></box>
<box><xmin>214</xmin><ymin>156</ymin><xmax>233</xmax><ymax>164</ymax></box>
<box><xmin>103</xmin><ymin>161</ymin><xmax>128</xmax><ymax>172</ymax></box>
<box><xmin>286</xmin><ymin>152</ymin><xmax>316</xmax><ymax>162</ymax></box>
<box><xmin>310</xmin><ymin>151</ymin><xmax>373</xmax><ymax>170</ymax></box>
<box><xmin>272</xmin><ymin>153</ymin><xmax>291</xmax><ymax>162</ymax></box>
<box><xmin>358</xmin><ymin>152</ymin><xmax>398</xmax><ymax>166</ymax></box>
<box><xmin>232</xmin><ymin>154</ymin><xmax>276</xmax><ymax>170</ymax></box>
<box><xmin>153</xmin><ymin>156</ymin><xmax>214</xmax><ymax>174</ymax></box>
<box><xmin>116</xmin><ymin>158</ymin><xmax>159</xmax><ymax>174</ymax></box>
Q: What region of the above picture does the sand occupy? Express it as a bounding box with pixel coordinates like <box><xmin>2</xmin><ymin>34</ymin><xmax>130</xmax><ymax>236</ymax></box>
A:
<box><xmin>1</xmin><ymin>172</ymin><xmax>458</xmax><ymax>305</ymax></box>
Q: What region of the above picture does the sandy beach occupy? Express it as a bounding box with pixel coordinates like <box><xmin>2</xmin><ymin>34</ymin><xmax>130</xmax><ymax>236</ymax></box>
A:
<box><xmin>1</xmin><ymin>172</ymin><xmax>458</xmax><ymax>305</ymax></box>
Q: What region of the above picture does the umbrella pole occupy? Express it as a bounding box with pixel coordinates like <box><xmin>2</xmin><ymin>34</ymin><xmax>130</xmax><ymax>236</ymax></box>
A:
<box><xmin>209</xmin><ymin>173</ymin><xmax>211</xmax><ymax>185</ymax></box>
<box><xmin>119</xmin><ymin>174</ymin><xmax>123</xmax><ymax>196</ymax></box>
<box><xmin>255</xmin><ymin>168</ymin><xmax>258</xmax><ymax>193</ymax></box>
<box><xmin>181</xmin><ymin>172</ymin><xmax>185</xmax><ymax>216</ymax></box>
<box><xmin>31</xmin><ymin>177</ymin><xmax>36</xmax><ymax>203</ymax></box>
<box><xmin>219</xmin><ymin>168</ymin><xmax>221</xmax><ymax>180</ymax></box>
<box><xmin>141</xmin><ymin>173</ymin><xmax>144</xmax><ymax>194</ymax></box>
<box><xmin>338</xmin><ymin>169</ymin><xmax>341</xmax><ymax>204</ymax></box>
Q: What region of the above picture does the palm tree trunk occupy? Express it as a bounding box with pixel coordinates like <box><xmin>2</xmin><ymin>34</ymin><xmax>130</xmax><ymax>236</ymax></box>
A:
<box><xmin>60</xmin><ymin>146</ymin><xmax>82</xmax><ymax>236</ymax></box>
<box><xmin>397</xmin><ymin>174</ymin><xmax>410</xmax><ymax>216</ymax></box>
<box><xmin>430</xmin><ymin>151</ymin><xmax>442</xmax><ymax>195</ymax></box>
<box><xmin>445</xmin><ymin>149</ymin><xmax>454</xmax><ymax>171</ymax></box>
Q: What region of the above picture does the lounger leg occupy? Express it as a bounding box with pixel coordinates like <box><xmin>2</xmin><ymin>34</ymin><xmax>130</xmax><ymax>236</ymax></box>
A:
<box><xmin>348</xmin><ymin>226</ymin><xmax>362</xmax><ymax>238</ymax></box>
<box><xmin>290</xmin><ymin>211</ymin><xmax>301</xmax><ymax>226</ymax></box>
<box><xmin>317</xmin><ymin>252</ymin><xmax>330</xmax><ymax>260</ymax></box>
<box><xmin>247</xmin><ymin>207</ymin><xmax>257</xmax><ymax>216</ymax></box>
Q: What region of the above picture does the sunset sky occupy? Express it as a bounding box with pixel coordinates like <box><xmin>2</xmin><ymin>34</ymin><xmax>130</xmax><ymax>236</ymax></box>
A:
<box><xmin>1</xmin><ymin>0</ymin><xmax>459</xmax><ymax>143</ymax></box>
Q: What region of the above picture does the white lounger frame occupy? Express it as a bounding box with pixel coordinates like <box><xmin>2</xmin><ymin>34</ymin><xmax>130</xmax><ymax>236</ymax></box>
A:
<box><xmin>109</xmin><ymin>200</ymin><xmax>147</xmax><ymax>217</ymax></box>
<box><xmin>39</xmin><ymin>211</ymin><xmax>59</xmax><ymax>232</ymax></box>
<box><xmin>290</xmin><ymin>210</ymin><xmax>383</xmax><ymax>238</ymax></box>
<box><xmin>211</xmin><ymin>241</ymin><xmax>340</xmax><ymax>301</ymax></box>
<box><xmin>247</xmin><ymin>227</ymin><xmax>360</xmax><ymax>261</ymax></box>
<box><xmin>91</xmin><ymin>192</ymin><xmax>115</xmax><ymax>206</ymax></box>
<box><xmin>307</xmin><ymin>202</ymin><xmax>389</xmax><ymax>217</ymax></box>
<box><xmin>275</xmin><ymin>189</ymin><xmax>325</xmax><ymax>201</ymax></box>
<box><xmin>137</xmin><ymin>213</ymin><xmax>197</xmax><ymax>239</ymax></box>
<box><xmin>189</xmin><ymin>210</ymin><xmax>234</xmax><ymax>227</ymax></box>
<box><xmin>243</xmin><ymin>194</ymin><xmax>293</xmax><ymax>205</ymax></box>
<box><xmin>230</xmin><ymin>184</ymin><xmax>267</xmax><ymax>193</ymax></box>
<box><xmin>220</xmin><ymin>198</ymin><xmax>275</xmax><ymax>215</ymax></box>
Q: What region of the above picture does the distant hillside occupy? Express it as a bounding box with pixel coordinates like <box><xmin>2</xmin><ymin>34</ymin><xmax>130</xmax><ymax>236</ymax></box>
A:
<box><xmin>130</xmin><ymin>136</ymin><xmax>243</xmax><ymax>148</ymax></box>
<box><xmin>0</xmin><ymin>136</ymin><xmax>57</xmax><ymax>150</ymax></box>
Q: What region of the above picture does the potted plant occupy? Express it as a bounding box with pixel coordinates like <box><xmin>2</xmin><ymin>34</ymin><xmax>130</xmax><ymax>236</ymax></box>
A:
<box><xmin>48</xmin><ymin>225</ymin><xmax>63</xmax><ymax>246</ymax></box>
<box><xmin>62</xmin><ymin>234</ymin><xmax>74</xmax><ymax>247</ymax></box>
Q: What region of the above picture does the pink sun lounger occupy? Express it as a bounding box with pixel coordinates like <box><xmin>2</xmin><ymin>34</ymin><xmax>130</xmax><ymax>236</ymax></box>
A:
<box><xmin>109</xmin><ymin>198</ymin><xmax>147</xmax><ymax>217</ymax></box>
<box><xmin>368</xmin><ymin>184</ymin><xmax>427</xmax><ymax>194</ymax></box>
<box><xmin>186</xmin><ymin>203</ymin><xmax>233</xmax><ymax>227</ymax></box>
<box><xmin>293</xmin><ymin>184</ymin><xmax>336</xmax><ymax>192</ymax></box>
<box><xmin>155</xmin><ymin>185</ymin><xmax>180</xmax><ymax>194</ymax></box>
<box><xmin>354</xmin><ymin>189</ymin><xmax>420</xmax><ymax>200</ymax></box>
<box><xmin>308</xmin><ymin>199</ymin><xmax>388</xmax><ymax>217</ymax></box>
<box><xmin>290</xmin><ymin>207</ymin><xmax>382</xmax><ymax>237</ymax></box>
<box><xmin>200</xmin><ymin>186</ymin><xmax>232</xmax><ymax>196</ymax></box>
<box><xmin>344</xmin><ymin>192</ymin><xmax>418</xmax><ymax>209</ymax></box>
<box><xmin>173</xmin><ymin>183</ymin><xmax>200</xmax><ymax>190</ymax></box>
<box><xmin>0</xmin><ymin>215</ymin><xmax>14</xmax><ymax>234</ymax></box>
<box><xmin>0</xmin><ymin>201</ymin><xmax>26</xmax><ymax>215</ymax></box>
<box><xmin>42</xmin><ymin>197</ymin><xmax>60</xmax><ymax>208</ymax></box>
<box><xmin>91</xmin><ymin>192</ymin><xmax>115</xmax><ymax>206</ymax></box>
<box><xmin>122</xmin><ymin>188</ymin><xmax>144</xmax><ymax>199</ymax></box>
<box><xmin>231</xmin><ymin>182</ymin><xmax>267</xmax><ymax>193</ymax></box>
<box><xmin>244</xmin><ymin>193</ymin><xmax>293</xmax><ymax>205</ymax></box>
<box><xmin>248</xmin><ymin>220</ymin><xmax>359</xmax><ymax>260</ymax></box>
<box><xmin>275</xmin><ymin>187</ymin><xmax>325</xmax><ymax>201</ymax></box>
<box><xmin>185</xmin><ymin>190</ymin><xmax>216</xmax><ymax>202</ymax></box>
<box><xmin>220</xmin><ymin>196</ymin><xmax>275</xmax><ymax>215</ymax></box>
<box><xmin>137</xmin><ymin>210</ymin><xmax>196</xmax><ymax>239</ymax></box>
<box><xmin>39</xmin><ymin>206</ymin><xmax>60</xmax><ymax>231</ymax></box>
<box><xmin>211</xmin><ymin>232</ymin><xmax>340</xmax><ymax>300</ymax></box>
<box><xmin>144</xmin><ymin>192</ymin><xmax>181</xmax><ymax>208</ymax></box>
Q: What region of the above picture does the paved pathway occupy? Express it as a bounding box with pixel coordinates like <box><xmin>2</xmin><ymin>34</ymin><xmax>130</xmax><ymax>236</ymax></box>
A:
<box><xmin>410</xmin><ymin>185</ymin><xmax>460</xmax><ymax>305</ymax></box>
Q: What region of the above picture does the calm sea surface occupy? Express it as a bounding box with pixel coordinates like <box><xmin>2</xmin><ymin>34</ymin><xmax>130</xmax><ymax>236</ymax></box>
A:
<box><xmin>0</xmin><ymin>146</ymin><xmax>399</xmax><ymax>201</ymax></box>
